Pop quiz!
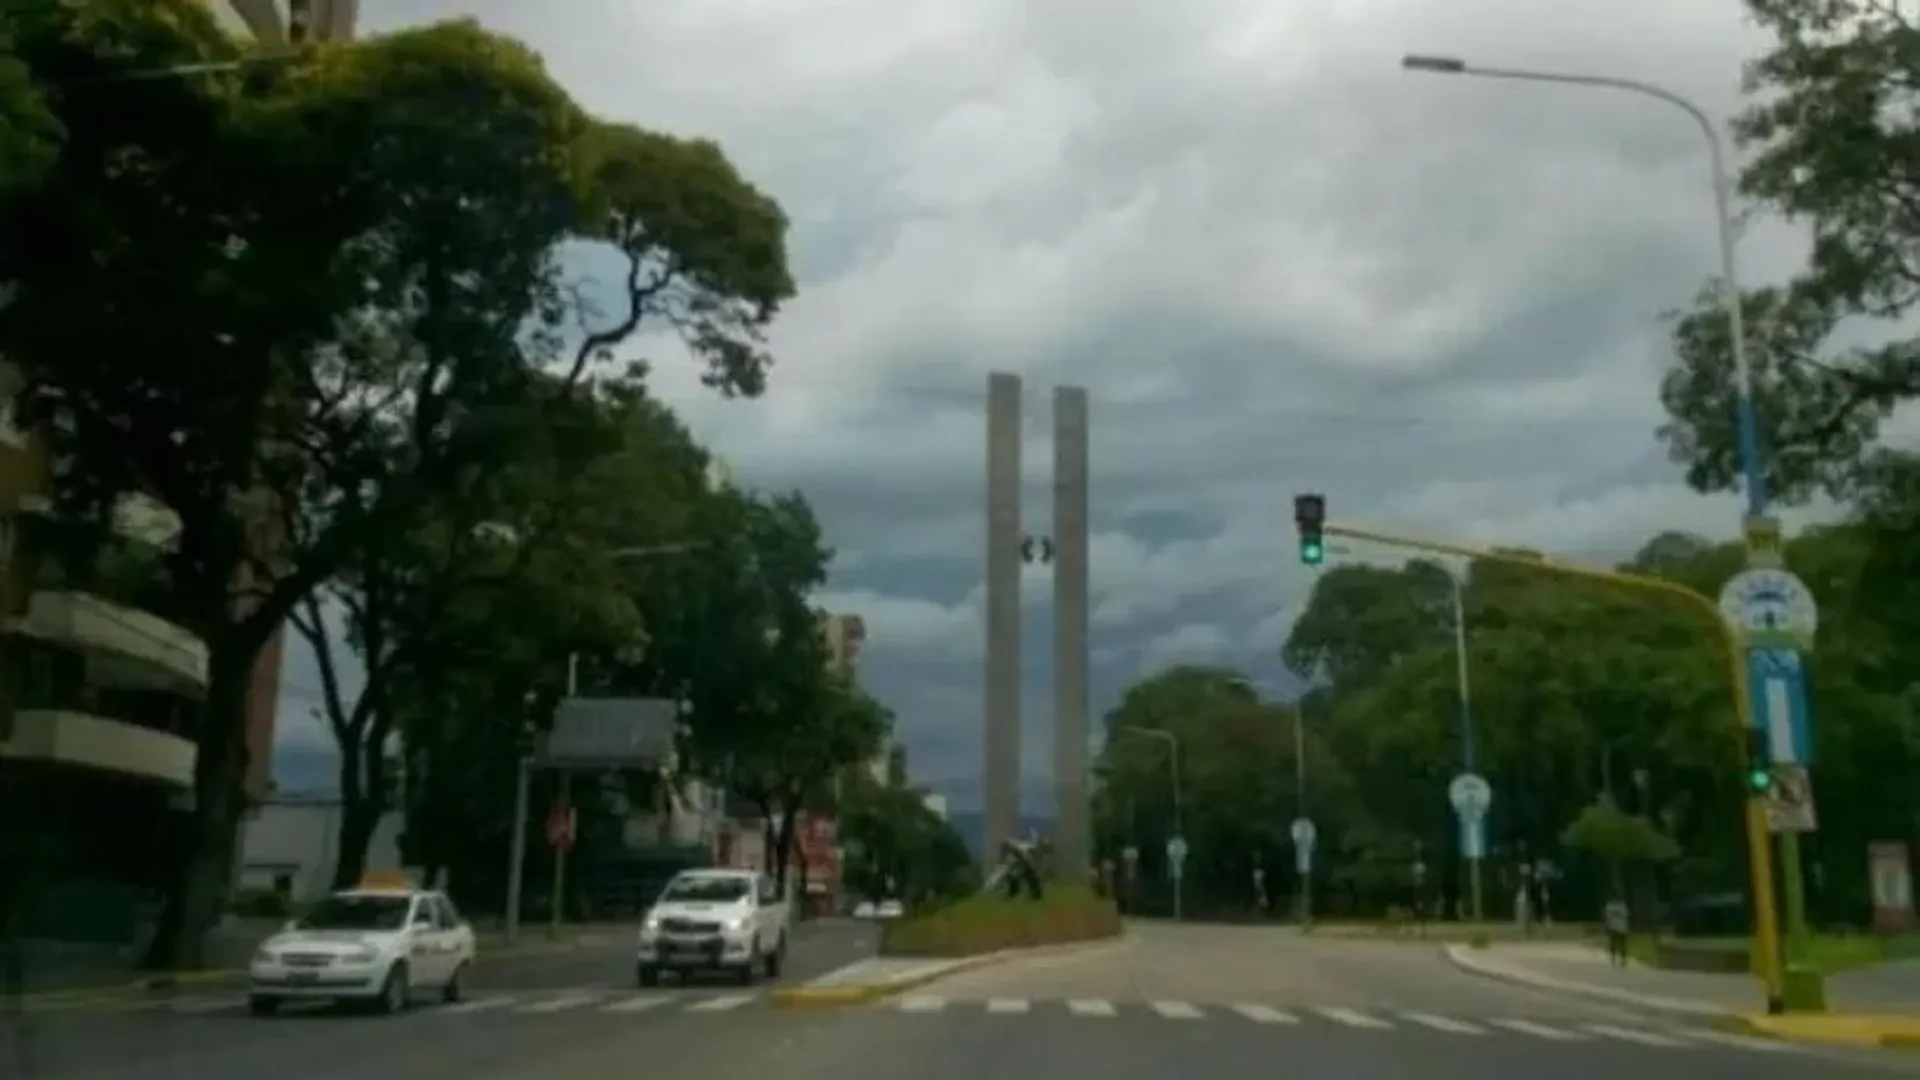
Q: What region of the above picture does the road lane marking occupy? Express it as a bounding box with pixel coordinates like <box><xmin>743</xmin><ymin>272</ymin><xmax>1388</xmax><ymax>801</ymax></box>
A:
<box><xmin>985</xmin><ymin>997</ymin><xmax>1030</xmax><ymax>1014</ymax></box>
<box><xmin>1317</xmin><ymin>1007</ymin><xmax>1391</xmax><ymax>1029</ymax></box>
<box><xmin>1488</xmin><ymin>1018</ymin><xmax>1587</xmax><ymax>1041</ymax></box>
<box><xmin>686</xmin><ymin>994</ymin><xmax>755</xmax><ymax>1012</ymax></box>
<box><xmin>1400</xmin><ymin>1012</ymin><xmax>1486</xmax><ymax>1035</ymax></box>
<box><xmin>1067</xmin><ymin>999</ymin><xmax>1117</xmax><ymax>1017</ymax></box>
<box><xmin>439</xmin><ymin>996</ymin><xmax>516</xmax><ymax>1014</ymax></box>
<box><xmin>896</xmin><ymin>996</ymin><xmax>946</xmax><ymax>1013</ymax></box>
<box><xmin>1585</xmin><ymin>1024</ymin><xmax>1690</xmax><ymax>1047</ymax></box>
<box><xmin>1150</xmin><ymin>1000</ymin><xmax>1204</xmax><ymax>1020</ymax></box>
<box><xmin>516</xmin><ymin>994</ymin><xmax>601</xmax><ymax>1013</ymax></box>
<box><xmin>1231</xmin><ymin>1004</ymin><xmax>1299</xmax><ymax>1024</ymax></box>
<box><xmin>600</xmin><ymin>995</ymin><xmax>677</xmax><ymax>1013</ymax></box>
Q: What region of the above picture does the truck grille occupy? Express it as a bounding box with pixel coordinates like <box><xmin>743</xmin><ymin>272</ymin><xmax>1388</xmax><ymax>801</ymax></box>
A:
<box><xmin>661</xmin><ymin>918</ymin><xmax>721</xmax><ymax>934</ymax></box>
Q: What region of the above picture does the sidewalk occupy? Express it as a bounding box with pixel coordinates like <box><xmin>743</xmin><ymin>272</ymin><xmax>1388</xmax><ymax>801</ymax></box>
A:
<box><xmin>1447</xmin><ymin>939</ymin><xmax>1920</xmax><ymax>1047</ymax></box>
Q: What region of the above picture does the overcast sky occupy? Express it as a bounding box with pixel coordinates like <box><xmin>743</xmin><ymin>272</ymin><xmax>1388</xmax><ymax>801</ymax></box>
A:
<box><xmin>273</xmin><ymin>0</ymin><xmax>1838</xmax><ymax>813</ymax></box>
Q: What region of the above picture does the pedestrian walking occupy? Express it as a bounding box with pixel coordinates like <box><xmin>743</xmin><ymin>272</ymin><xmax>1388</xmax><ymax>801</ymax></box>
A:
<box><xmin>1602</xmin><ymin>897</ymin><xmax>1631</xmax><ymax>967</ymax></box>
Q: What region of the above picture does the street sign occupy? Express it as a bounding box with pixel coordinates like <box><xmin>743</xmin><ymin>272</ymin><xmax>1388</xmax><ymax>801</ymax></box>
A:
<box><xmin>545</xmin><ymin>805</ymin><xmax>577</xmax><ymax>850</ymax></box>
<box><xmin>1460</xmin><ymin>818</ymin><xmax>1485</xmax><ymax>860</ymax></box>
<box><xmin>544</xmin><ymin>697</ymin><xmax>679</xmax><ymax>765</ymax></box>
<box><xmin>1747</xmin><ymin>647</ymin><xmax>1814</xmax><ymax>765</ymax></box>
<box><xmin>1166</xmin><ymin>835</ymin><xmax>1188</xmax><ymax>865</ymax></box>
<box><xmin>1448</xmin><ymin>772</ymin><xmax>1492</xmax><ymax>822</ymax></box>
<box><xmin>1122</xmin><ymin>844</ymin><xmax>1139</xmax><ymax>864</ymax></box>
<box><xmin>1719</xmin><ymin>568</ymin><xmax>1818</xmax><ymax>649</ymax></box>
<box><xmin>1290</xmin><ymin>817</ymin><xmax>1317</xmax><ymax>848</ymax></box>
<box><xmin>1763</xmin><ymin>764</ymin><xmax>1818</xmax><ymax>833</ymax></box>
<box><xmin>1412</xmin><ymin>859</ymin><xmax>1427</xmax><ymax>883</ymax></box>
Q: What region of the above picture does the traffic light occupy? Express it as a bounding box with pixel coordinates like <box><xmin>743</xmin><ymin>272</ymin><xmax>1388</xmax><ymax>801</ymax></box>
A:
<box><xmin>1744</xmin><ymin>726</ymin><xmax>1771</xmax><ymax>795</ymax></box>
<box><xmin>1293</xmin><ymin>493</ymin><xmax>1326</xmax><ymax>566</ymax></box>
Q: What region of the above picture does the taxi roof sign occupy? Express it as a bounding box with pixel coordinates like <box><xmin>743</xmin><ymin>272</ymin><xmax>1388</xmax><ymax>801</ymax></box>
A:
<box><xmin>357</xmin><ymin>870</ymin><xmax>414</xmax><ymax>889</ymax></box>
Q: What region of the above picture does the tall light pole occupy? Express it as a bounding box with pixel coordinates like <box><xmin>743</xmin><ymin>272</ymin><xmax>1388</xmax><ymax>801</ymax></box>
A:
<box><xmin>1116</xmin><ymin>727</ymin><xmax>1182</xmax><ymax>920</ymax></box>
<box><xmin>1439</xmin><ymin>564</ymin><xmax>1483</xmax><ymax>922</ymax></box>
<box><xmin>1401</xmin><ymin>53</ymin><xmax>1792</xmax><ymax>1010</ymax></box>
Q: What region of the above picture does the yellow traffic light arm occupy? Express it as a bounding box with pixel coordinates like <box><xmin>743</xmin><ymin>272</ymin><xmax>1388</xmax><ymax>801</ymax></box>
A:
<box><xmin>1321</xmin><ymin>520</ymin><xmax>1784</xmax><ymax>1008</ymax></box>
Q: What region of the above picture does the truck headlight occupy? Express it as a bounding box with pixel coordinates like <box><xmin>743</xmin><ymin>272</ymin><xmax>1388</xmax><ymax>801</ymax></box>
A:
<box><xmin>723</xmin><ymin>917</ymin><xmax>749</xmax><ymax>934</ymax></box>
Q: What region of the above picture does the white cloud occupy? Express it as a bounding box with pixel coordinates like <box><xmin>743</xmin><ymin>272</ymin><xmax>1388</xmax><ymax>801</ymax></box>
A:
<box><xmin>301</xmin><ymin>0</ymin><xmax>1841</xmax><ymax>809</ymax></box>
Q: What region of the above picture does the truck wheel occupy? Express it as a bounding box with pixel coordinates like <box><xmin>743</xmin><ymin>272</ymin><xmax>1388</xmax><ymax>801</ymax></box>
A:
<box><xmin>763</xmin><ymin>935</ymin><xmax>785</xmax><ymax>979</ymax></box>
<box><xmin>734</xmin><ymin>944</ymin><xmax>759</xmax><ymax>986</ymax></box>
<box><xmin>637</xmin><ymin>964</ymin><xmax>660</xmax><ymax>988</ymax></box>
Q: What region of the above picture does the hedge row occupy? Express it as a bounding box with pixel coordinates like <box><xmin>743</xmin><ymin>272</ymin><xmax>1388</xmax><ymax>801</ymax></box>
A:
<box><xmin>879</xmin><ymin>884</ymin><xmax>1122</xmax><ymax>957</ymax></box>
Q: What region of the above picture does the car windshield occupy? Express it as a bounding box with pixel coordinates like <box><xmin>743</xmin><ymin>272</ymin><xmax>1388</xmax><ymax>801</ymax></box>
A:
<box><xmin>659</xmin><ymin>876</ymin><xmax>750</xmax><ymax>903</ymax></box>
<box><xmin>295</xmin><ymin>894</ymin><xmax>413</xmax><ymax>931</ymax></box>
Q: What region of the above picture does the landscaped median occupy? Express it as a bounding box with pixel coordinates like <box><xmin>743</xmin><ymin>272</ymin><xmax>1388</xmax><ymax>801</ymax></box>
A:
<box><xmin>773</xmin><ymin>886</ymin><xmax>1123</xmax><ymax>1008</ymax></box>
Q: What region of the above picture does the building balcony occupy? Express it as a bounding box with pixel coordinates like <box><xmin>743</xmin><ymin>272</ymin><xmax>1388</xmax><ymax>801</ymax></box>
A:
<box><xmin>8</xmin><ymin>590</ymin><xmax>209</xmax><ymax>697</ymax></box>
<box><xmin>2</xmin><ymin>709</ymin><xmax>197</xmax><ymax>788</ymax></box>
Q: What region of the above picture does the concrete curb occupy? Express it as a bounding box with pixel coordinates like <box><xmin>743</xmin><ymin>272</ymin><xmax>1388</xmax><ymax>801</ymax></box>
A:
<box><xmin>1710</xmin><ymin>1012</ymin><xmax>1920</xmax><ymax>1049</ymax></box>
<box><xmin>772</xmin><ymin>933</ymin><xmax>1126</xmax><ymax>1010</ymax></box>
<box><xmin>13</xmin><ymin>929</ymin><xmax>621</xmax><ymax>1011</ymax></box>
<box><xmin>1442</xmin><ymin>943</ymin><xmax>1738</xmax><ymax>1018</ymax></box>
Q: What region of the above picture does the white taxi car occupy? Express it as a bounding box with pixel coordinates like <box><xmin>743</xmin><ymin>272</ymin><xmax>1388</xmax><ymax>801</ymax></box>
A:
<box><xmin>248</xmin><ymin>878</ymin><xmax>476</xmax><ymax>1016</ymax></box>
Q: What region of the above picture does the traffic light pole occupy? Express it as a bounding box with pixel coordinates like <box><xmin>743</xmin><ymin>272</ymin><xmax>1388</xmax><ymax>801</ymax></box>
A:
<box><xmin>1316</xmin><ymin>518</ymin><xmax>1787</xmax><ymax>1013</ymax></box>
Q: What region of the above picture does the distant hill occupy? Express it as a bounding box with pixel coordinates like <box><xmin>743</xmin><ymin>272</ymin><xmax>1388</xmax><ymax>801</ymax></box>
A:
<box><xmin>946</xmin><ymin>810</ymin><xmax>1055</xmax><ymax>858</ymax></box>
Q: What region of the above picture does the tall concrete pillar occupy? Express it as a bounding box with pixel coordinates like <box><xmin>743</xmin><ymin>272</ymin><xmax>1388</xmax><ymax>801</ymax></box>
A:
<box><xmin>1052</xmin><ymin>386</ymin><xmax>1091</xmax><ymax>883</ymax></box>
<box><xmin>984</xmin><ymin>373</ymin><xmax>1024</xmax><ymax>866</ymax></box>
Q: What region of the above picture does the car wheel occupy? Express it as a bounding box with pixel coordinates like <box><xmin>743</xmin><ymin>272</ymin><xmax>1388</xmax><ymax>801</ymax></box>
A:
<box><xmin>763</xmin><ymin>936</ymin><xmax>785</xmax><ymax>979</ymax></box>
<box><xmin>248</xmin><ymin>995</ymin><xmax>280</xmax><ymax>1017</ymax></box>
<box><xmin>735</xmin><ymin>944</ymin><xmax>759</xmax><ymax>986</ymax></box>
<box><xmin>379</xmin><ymin>963</ymin><xmax>410</xmax><ymax>1014</ymax></box>
<box><xmin>443</xmin><ymin>962</ymin><xmax>466</xmax><ymax>1004</ymax></box>
<box><xmin>637</xmin><ymin>964</ymin><xmax>660</xmax><ymax>988</ymax></box>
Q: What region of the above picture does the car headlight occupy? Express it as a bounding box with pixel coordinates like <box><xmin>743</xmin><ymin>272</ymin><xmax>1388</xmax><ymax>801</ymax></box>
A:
<box><xmin>252</xmin><ymin>947</ymin><xmax>280</xmax><ymax>964</ymax></box>
<box><xmin>724</xmin><ymin>917</ymin><xmax>749</xmax><ymax>933</ymax></box>
<box><xmin>342</xmin><ymin>947</ymin><xmax>378</xmax><ymax>963</ymax></box>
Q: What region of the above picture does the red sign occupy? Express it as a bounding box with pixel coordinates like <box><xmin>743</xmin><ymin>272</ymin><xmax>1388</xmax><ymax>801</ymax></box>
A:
<box><xmin>545</xmin><ymin>805</ymin><xmax>577</xmax><ymax>850</ymax></box>
<box><xmin>794</xmin><ymin>814</ymin><xmax>840</xmax><ymax>897</ymax></box>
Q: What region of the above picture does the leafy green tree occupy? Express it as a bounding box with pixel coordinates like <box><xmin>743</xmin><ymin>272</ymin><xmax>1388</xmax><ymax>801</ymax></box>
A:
<box><xmin>1657</xmin><ymin>0</ymin><xmax>1920</xmax><ymax>501</ymax></box>
<box><xmin>839</xmin><ymin>778</ymin><xmax>976</xmax><ymax>908</ymax></box>
<box><xmin>0</xmin><ymin>14</ymin><xmax>57</xmax><ymax>198</ymax></box>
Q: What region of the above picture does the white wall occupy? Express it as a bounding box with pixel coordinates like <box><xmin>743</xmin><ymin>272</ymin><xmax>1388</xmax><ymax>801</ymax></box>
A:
<box><xmin>239</xmin><ymin>799</ymin><xmax>404</xmax><ymax>903</ymax></box>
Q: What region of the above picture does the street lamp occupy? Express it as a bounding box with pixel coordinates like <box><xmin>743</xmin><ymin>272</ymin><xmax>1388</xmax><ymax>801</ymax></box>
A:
<box><xmin>1403</xmin><ymin>52</ymin><xmax>1790</xmax><ymax>1007</ymax></box>
<box><xmin>1114</xmin><ymin>726</ymin><xmax>1182</xmax><ymax>919</ymax></box>
<box><xmin>1398</xmin><ymin>54</ymin><xmax>1760</xmax><ymax>518</ymax></box>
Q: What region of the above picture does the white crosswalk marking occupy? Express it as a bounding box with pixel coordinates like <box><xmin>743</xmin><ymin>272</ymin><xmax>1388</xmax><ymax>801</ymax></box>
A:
<box><xmin>440</xmin><ymin>996</ymin><xmax>517</xmax><ymax>1015</ymax></box>
<box><xmin>1586</xmin><ymin>1024</ymin><xmax>1691</xmax><ymax>1047</ymax></box>
<box><xmin>600</xmin><ymin>995</ymin><xmax>677</xmax><ymax>1014</ymax></box>
<box><xmin>1067</xmin><ymin>999</ymin><xmax>1117</xmax><ymax>1017</ymax></box>
<box><xmin>686</xmin><ymin>994</ymin><xmax>755</xmax><ymax>1013</ymax></box>
<box><xmin>1400</xmin><ymin>1012</ymin><xmax>1486</xmax><ymax>1035</ymax></box>
<box><xmin>516</xmin><ymin>994</ymin><xmax>601</xmax><ymax>1014</ymax></box>
<box><xmin>985</xmin><ymin>997</ymin><xmax>1030</xmax><ymax>1014</ymax></box>
<box><xmin>1317</xmin><ymin>1007</ymin><xmax>1391</xmax><ymax>1029</ymax></box>
<box><xmin>1150</xmin><ymin>1000</ymin><xmax>1204</xmax><ymax>1020</ymax></box>
<box><xmin>1231</xmin><ymin>1004</ymin><xmax>1299</xmax><ymax>1024</ymax></box>
<box><xmin>1488</xmin><ymin>1018</ymin><xmax>1587</xmax><ymax>1041</ymax></box>
<box><xmin>896</xmin><ymin>996</ymin><xmax>947</xmax><ymax>1013</ymax></box>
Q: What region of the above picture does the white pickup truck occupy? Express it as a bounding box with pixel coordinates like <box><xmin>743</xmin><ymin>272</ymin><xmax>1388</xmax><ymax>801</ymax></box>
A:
<box><xmin>635</xmin><ymin>869</ymin><xmax>790</xmax><ymax>986</ymax></box>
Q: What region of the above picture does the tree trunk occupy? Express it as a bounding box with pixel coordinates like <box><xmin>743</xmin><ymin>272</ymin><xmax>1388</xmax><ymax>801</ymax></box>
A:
<box><xmin>141</xmin><ymin>644</ymin><xmax>254</xmax><ymax>971</ymax></box>
<box><xmin>330</xmin><ymin>737</ymin><xmax>388</xmax><ymax>891</ymax></box>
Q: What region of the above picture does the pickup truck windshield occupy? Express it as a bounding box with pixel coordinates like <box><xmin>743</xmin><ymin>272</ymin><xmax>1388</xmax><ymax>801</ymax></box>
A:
<box><xmin>659</xmin><ymin>877</ymin><xmax>751</xmax><ymax>903</ymax></box>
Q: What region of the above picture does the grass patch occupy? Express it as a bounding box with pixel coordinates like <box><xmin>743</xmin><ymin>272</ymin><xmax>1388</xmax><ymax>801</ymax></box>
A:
<box><xmin>878</xmin><ymin>884</ymin><xmax>1122</xmax><ymax>957</ymax></box>
<box><xmin>1630</xmin><ymin>932</ymin><xmax>1920</xmax><ymax>975</ymax></box>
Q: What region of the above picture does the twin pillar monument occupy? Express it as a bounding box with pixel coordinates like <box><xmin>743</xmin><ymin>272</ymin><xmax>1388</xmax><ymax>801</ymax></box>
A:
<box><xmin>983</xmin><ymin>372</ymin><xmax>1091</xmax><ymax>883</ymax></box>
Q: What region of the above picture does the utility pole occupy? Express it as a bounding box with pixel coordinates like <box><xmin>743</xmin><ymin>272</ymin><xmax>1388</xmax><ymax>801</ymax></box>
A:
<box><xmin>983</xmin><ymin>373</ymin><xmax>1024</xmax><ymax>866</ymax></box>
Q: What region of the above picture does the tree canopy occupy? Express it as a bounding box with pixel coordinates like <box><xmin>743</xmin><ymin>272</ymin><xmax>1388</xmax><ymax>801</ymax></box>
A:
<box><xmin>0</xmin><ymin>3</ymin><xmax>867</xmax><ymax>969</ymax></box>
<box><xmin>1098</xmin><ymin>518</ymin><xmax>1920</xmax><ymax>924</ymax></box>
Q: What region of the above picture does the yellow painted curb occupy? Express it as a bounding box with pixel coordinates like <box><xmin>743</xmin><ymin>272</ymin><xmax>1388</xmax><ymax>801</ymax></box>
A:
<box><xmin>1718</xmin><ymin>1012</ymin><xmax>1920</xmax><ymax>1048</ymax></box>
<box><xmin>771</xmin><ymin>985</ymin><xmax>885</xmax><ymax>1007</ymax></box>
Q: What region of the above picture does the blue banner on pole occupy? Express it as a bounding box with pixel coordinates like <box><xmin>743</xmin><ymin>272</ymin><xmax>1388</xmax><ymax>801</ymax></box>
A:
<box><xmin>1460</xmin><ymin>818</ymin><xmax>1485</xmax><ymax>860</ymax></box>
<box><xmin>1745</xmin><ymin>646</ymin><xmax>1814</xmax><ymax>764</ymax></box>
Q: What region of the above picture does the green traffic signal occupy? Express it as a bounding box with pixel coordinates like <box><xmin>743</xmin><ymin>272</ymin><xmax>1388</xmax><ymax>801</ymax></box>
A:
<box><xmin>1301</xmin><ymin>539</ymin><xmax>1324</xmax><ymax>566</ymax></box>
<box><xmin>1747</xmin><ymin>767</ymin><xmax>1771</xmax><ymax>793</ymax></box>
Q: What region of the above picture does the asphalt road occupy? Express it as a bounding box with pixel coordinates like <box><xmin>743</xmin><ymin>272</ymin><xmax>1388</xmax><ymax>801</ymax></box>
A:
<box><xmin>10</xmin><ymin>919</ymin><xmax>1917</xmax><ymax>1080</ymax></box>
<box><xmin>3</xmin><ymin>917</ymin><xmax>877</xmax><ymax>1080</ymax></box>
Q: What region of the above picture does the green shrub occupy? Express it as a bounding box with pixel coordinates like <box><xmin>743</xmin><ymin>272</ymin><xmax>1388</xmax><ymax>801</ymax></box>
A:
<box><xmin>879</xmin><ymin>883</ymin><xmax>1122</xmax><ymax>957</ymax></box>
